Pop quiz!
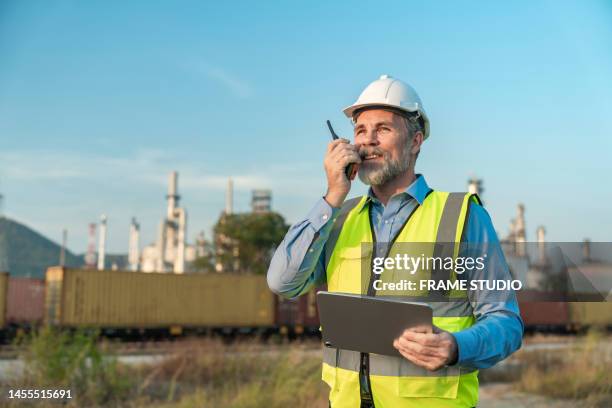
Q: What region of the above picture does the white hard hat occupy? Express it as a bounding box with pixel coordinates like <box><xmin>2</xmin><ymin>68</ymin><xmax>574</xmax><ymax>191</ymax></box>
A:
<box><xmin>343</xmin><ymin>74</ymin><xmax>430</xmax><ymax>140</ymax></box>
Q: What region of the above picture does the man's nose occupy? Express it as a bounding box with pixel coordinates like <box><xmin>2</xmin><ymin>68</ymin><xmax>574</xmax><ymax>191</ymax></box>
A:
<box><xmin>359</xmin><ymin>129</ymin><xmax>379</xmax><ymax>146</ymax></box>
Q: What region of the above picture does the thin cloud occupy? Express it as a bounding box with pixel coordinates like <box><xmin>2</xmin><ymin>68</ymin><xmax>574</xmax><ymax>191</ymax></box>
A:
<box><xmin>205</xmin><ymin>67</ymin><xmax>253</xmax><ymax>98</ymax></box>
<box><xmin>0</xmin><ymin>149</ymin><xmax>168</xmax><ymax>183</ymax></box>
<box><xmin>182</xmin><ymin>60</ymin><xmax>253</xmax><ymax>99</ymax></box>
<box><xmin>179</xmin><ymin>173</ymin><xmax>268</xmax><ymax>191</ymax></box>
<box><xmin>0</xmin><ymin>149</ymin><xmax>319</xmax><ymax>196</ymax></box>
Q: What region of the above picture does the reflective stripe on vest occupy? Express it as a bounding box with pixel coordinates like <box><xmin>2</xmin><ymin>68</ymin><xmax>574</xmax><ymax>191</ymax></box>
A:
<box><xmin>323</xmin><ymin>191</ymin><xmax>480</xmax><ymax>408</ymax></box>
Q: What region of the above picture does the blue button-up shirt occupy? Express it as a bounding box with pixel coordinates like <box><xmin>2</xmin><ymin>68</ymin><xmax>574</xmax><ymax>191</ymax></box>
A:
<box><xmin>267</xmin><ymin>175</ymin><xmax>523</xmax><ymax>369</ymax></box>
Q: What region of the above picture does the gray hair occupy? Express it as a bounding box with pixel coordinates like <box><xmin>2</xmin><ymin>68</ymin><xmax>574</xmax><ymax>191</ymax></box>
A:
<box><xmin>400</xmin><ymin>113</ymin><xmax>423</xmax><ymax>160</ymax></box>
<box><xmin>402</xmin><ymin>113</ymin><xmax>423</xmax><ymax>138</ymax></box>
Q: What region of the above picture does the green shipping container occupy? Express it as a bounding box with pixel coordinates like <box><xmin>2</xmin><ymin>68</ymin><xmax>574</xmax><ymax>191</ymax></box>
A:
<box><xmin>45</xmin><ymin>267</ymin><xmax>275</xmax><ymax>329</ymax></box>
<box><xmin>568</xmin><ymin>302</ymin><xmax>612</xmax><ymax>328</ymax></box>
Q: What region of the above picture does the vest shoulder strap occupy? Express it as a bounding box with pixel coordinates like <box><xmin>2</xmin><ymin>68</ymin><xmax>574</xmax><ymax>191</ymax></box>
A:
<box><xmin>430</xmin><ymin>192</ymin><xmax>480</xmax><ymax>298</ymax></box>
<box><xmin>324</xmin><ymin>197</ymin><xmax>362</xmax><ymax>271</ymax></box>
<box><xmin>435</xmin><ymin>192</ymin><xmax>468</xmax><ymax>242</ymax></box>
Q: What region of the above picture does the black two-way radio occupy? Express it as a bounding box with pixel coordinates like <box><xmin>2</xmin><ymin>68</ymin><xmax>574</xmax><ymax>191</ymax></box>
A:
<box><xmin>326</xmin><ymin>120</ymin><xmax>358</xmax><ymax>180</ymax></box>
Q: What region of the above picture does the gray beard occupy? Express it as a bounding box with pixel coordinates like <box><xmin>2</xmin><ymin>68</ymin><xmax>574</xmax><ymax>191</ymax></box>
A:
<box><xmin>358</xmin><ymin>145</ymin><xmax>412</xmax><ymax>186</ymax></box>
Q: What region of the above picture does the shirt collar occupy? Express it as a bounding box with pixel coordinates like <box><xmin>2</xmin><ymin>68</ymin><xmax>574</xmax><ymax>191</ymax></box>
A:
<box><xmin>356</xmin><ymin>174</ymin><xmax>432</xmax><ymax>213</ymax></box>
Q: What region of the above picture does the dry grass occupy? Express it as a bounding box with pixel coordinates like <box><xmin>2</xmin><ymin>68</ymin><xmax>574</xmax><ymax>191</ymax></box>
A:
<box><xmin>128</xmin><ymin>337</ymin><xmax>328</xmax><ymax>408</ymax></box>
<box><xmin>5</xmin><ymin>329</ymin><xmax>611</xmax><ymax>407</ymax></box>
<box><xmin>3</xmin><ymin>332</ymin><xmax>328</xmax><ymax>408</ymax></box>
<box><xmin>514</xmin><ymin>329</ymin><xmax>612</xmax><ymax>407</ymax></box>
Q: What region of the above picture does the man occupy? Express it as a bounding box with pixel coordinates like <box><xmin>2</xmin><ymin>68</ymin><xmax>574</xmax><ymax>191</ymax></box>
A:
<box><xmin>267</xmin><ymin>75</ymin><xmax>523</xmax><ymax>407</ymax></box>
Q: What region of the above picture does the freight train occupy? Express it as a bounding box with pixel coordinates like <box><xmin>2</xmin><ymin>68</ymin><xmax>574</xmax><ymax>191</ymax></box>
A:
<box><xmin>0</xmin><ymin>268</ymin><xmax>320</xmax><ymax>342</ymax></box>
<box><xmin>0</xmin><ymin>268</ymin><xmax>610</xmax><ymax>342</ymax></box>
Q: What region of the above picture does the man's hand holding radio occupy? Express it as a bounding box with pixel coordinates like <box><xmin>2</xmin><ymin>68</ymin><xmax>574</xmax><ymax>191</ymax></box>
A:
<box><xmin>324</xmin><ymin>139</ymin><xmax>361</xmax><ymax>208</ymax></box>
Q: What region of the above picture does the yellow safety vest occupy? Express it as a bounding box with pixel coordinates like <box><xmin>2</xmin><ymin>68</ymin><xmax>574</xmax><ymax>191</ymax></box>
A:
<box><xmin>323</xmin><ymin>191</ymin><xmax>480</xmax><ymax>408</ymax></box>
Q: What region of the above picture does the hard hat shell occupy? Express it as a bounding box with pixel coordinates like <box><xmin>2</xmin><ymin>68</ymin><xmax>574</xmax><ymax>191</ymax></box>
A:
<box><xmin>343</xmin><ymin>74</ymin><xmax>430</xmax><ymax>139</ymax></box>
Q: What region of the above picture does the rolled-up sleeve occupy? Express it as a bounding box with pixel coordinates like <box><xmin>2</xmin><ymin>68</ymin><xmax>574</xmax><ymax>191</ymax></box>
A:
<box><xmin>267</xmin><ymin>198</ymin><xmax>339</xmax><ymax>298</ymax></box>
<box><xmin>452</xmin><ymin>203</ymin><xmax>524</xmax><ymax>369</ymax></box>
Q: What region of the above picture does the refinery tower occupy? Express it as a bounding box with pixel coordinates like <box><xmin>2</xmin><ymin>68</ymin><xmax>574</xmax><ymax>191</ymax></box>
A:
<box><xmin>141</xmin><ymin>171</ymin><xmax>193</xmax><ymax>273</ymax></box>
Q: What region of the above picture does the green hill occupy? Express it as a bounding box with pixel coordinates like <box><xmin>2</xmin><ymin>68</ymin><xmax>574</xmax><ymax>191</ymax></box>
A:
<box><xmin>0</xmin><ymin>216</ymin><xmax>83</xmax><ymax>278</ymax></box>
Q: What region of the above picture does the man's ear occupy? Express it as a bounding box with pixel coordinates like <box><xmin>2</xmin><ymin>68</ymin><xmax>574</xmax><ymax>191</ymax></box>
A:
<box><xmin>411</xmin><ymin>131</ymin><xmax>424</xmax><ymax>155</ymax></box>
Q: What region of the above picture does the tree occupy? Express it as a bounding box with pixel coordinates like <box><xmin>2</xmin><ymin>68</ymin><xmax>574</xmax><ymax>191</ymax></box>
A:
<box><xmin>213</xmin><ymin>211</ymin><xmax>289</xmax><ymax>274</ymax></box>
<box><xmin>189</xmin><ymin>254</ymin><xmax>216</xmax><ymax>273</ymax></box>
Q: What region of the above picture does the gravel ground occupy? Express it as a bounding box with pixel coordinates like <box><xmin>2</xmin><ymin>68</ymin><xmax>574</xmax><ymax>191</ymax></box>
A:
<box><xmin>479</xmin><ymin>383</ymin><xmax>580</xmax><ymax>408</ymax></box>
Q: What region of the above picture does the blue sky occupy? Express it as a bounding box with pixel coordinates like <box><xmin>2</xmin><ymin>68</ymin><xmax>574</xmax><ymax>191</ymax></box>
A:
<box><xmin>1</xmin><ymin>0</ymin><xmax>611</xmax><ymax>253</ymax></box>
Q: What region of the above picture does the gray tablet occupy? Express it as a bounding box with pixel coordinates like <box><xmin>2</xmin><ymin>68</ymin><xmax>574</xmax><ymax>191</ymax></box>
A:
<box><xmin>317</xmin><ymin>291</ymin><xmax>433</xmax><ymax>356</ymax></box>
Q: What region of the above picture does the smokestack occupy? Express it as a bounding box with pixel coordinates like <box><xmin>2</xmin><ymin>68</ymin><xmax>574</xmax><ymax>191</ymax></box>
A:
<box><xmin>583</xmin><ymin>239</ymin><xmax>591</xmax><ymax>263</ymax></box>
<box><xmin>97</xmin><ymin>214</ymin><xmax>107</xmax><ymax>270</ymax></box>
<box><xmin>467</xmin><ymin>176</ymin><xmax>484</xmax><ymax>202</ymax></box>
<box><xmin>156</xmin><ymin>220</ymin><xmax>166</xmax><ymax>271</ymax></box>
<box><xmin>516</xmin><ymin>204</ymin><xmax>526</xmax><ymax>238</ymax></box>
<box><xmin>167</xmin><ymin>171</ymin><xmax>180</xmax><ymax>219</ymax></box>
<box><xmin>195</xmin><ymin>231</ymin><xmax>206</xmax><ymax>257</ymax></box>
<box><xmin>59</xmin><ymin>229</ymin><xmax>67</xmax><ymax>266</ymax></box>
<box><xmin>515</xmin><ymin>204</ymin><xmax>526</xmax><ymax>256</ymax></box>
<box><xmin>226</xmin><ymin>178</ymin><xmax>234</xmax><ymax>215</ymax></box>
<box><xmin>128</xmin><ymin>217</ymin><xmax>140</xmax><ymax>271</ymax></box>
<box><xmin>536</xmin><ymin>226</ymin><xmax>547</xmax><ymax>265</ymax></box>
<box><xmin>173</xmin><ymin>208</ymin><xmax>186</xmax><ymax>273</ymax></box>
<box><xmin>85</xmin><ymin>223</ymin><xmax>97</xmax><ymax>268</ymax></box>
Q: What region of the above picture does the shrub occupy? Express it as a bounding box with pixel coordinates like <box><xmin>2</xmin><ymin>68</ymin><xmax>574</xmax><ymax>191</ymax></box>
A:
<box><xmin>13</xmin><ymin>327</ymin><xmax>133</xmax><ymax>406</ymax></box>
